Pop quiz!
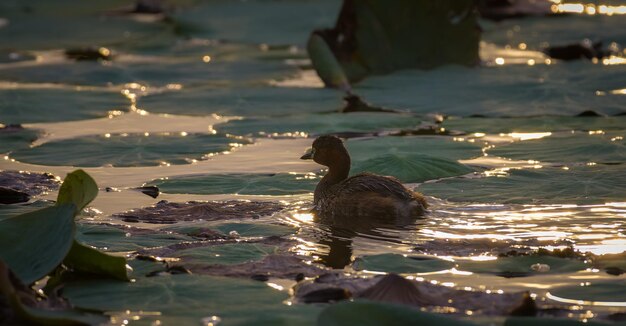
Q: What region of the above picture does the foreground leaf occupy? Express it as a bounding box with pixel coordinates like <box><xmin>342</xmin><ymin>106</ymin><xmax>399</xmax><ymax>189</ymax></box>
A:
<box><xmin>0</xmin><ymin>260</ymin><xmax>107</xmax><ymax>326</ymax></box>
<box><xmin>63</xmin><ymin>241</ymin><xmax>129</xmax><ymax>281</ymax></box>
<box><xmin>309</xmin><ymin>0</ymin><xmax>480</xmax><ymax>85</ymax></box>
<box><xmin>56</xmin><ymin>170</ymin><xmax>98</xmax><ymax>215</ymax></box>
<box><xmin>0</xmin><ymin>205</ymin><xmax>75</xmax><ymax>284</ymax></box>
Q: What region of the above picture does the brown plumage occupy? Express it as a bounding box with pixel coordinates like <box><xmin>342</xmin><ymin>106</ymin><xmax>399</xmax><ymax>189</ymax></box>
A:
<box><xmin>301</xmin><ymin>135</ymin><xmax>427</xmax><ymax>223</ymax></box>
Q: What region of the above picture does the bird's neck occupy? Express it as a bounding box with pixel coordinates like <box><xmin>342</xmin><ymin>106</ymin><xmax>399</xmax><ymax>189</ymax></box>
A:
<box><xmin>324</xmin><ymin>151</ymin><xmax>351</xmax><ymax>185</ymax></box>
<box><xmin>314</xmin><ymin>150</ymin><xmax>350</xmax><ymax>205</ymax></box>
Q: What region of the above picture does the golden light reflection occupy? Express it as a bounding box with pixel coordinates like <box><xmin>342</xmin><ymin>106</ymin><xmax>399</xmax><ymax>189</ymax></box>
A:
<box><xmin>611</xmin><ymin>89</ymin><xmax>626</xmax><ymax>95</ymax></box>
<box><xmin>546</xmin><ymin>292</ymin><xmax>626</xmax><ymax>307</ymax></box>
<box><xmin>292</xmin><ymin>212</ymin><xmax>314</xmax><ymax>224</ymax></box>
<box><xmin>602</xmin><ymin>56</ymin><xmax>626</xmax><ymax>65</ymax></box>
<box><xmin>551</xmin><ymin>3</ymin><xmax>626</xmax><ymax>15</ymax></box>
<box><xmin>508</xmin><ymin>132</ymin><xmax>552</xmax><ymax>141</ymax></box>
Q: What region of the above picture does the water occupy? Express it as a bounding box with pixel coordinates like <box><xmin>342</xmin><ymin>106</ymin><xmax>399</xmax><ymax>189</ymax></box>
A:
<box><xmin>1</xmin><ymin>0</ymin><xmax>625</xmax><ymax>325</ymax></box>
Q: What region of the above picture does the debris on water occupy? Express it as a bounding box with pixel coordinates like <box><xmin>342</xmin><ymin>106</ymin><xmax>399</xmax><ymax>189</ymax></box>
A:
<box><xmin>135</xmin><ymin>255</ymin><xmax>163</xmax><ymax>262</ymax></box>
<box><xmin>604</xmin><ymin>267</ymin><xmax>624</xmax><ymax>276</ymax></box>
<box><xmin>295</xmin><ymin>272</ymin><xmax>535</xmax><ymax>315</ymax></box>
<box><xmin>477</xmin><ymin>0</ymin><xmax>555</xmax><ymax>21</ymax></box>
<box><xmin>509</xmin><ymin>292</ymin><xmax>537</xmax><ymax>316</ymax></box>
<box><xmin>115</xmin><ymin>200</ymin><xmax>284</xmax><ymax>224</ymax></box>
<box><xmin>530</xmin><ymin>263</ymin><xmax>550</xmax><ymax>273</ymax></box>
<box><xmin>134</xmin><ymin>185</ymin><xmax>160</xmax><ymax>199</ymax></box>
<box><xmin>228</xmin><ymin>230</ymin><xmax>241</xmax><ymax>239</ymax></box>
<box><xmin>146</xmin><ymin>264</ymin><xmax>192</xmax><ymax>277</ymax></box>
<box><xmin>0</xmin><ymin>170</ymin><xmax>59</xmax><ymax>197</ymax></box>
<box><xmin>301</xmin><ymin>288</ymin><xmax>352</xmax><ymax>303</ymax></box>
<box><xmin>576</xmin><ymin>110</ymin><xmax>604</xmax><ymax>117</ymax></box>
<box><xmin>358</xmin><ymin>274</ymin><xmax>428</xmax><ymax>306</ymax></box>
<box><xmin>251</xmin><ymin>274</ymin><xmax>269</xmax><ymax>282</ymax></box>
<box><xmin>64</xmin><ymin>46</ymin><xmax>114</xmax><ymax>61</ymax></box>
<box><xmin>0</xmin><ymin>187</ymin><xmax>30</xmax><ymax>204</ymax></box>
<box><xmin>340</xmin><ymin>95</ymin><xmax>402</xmax><ymax>114</ymax></box>
<box><xmin>0</xmin><ymin>124</ymin><xmax>24</xmax><ymax>131</ymax></box>
<box><xmin>495</xmin><ymin>271</ymin><xmax>531</xmax><ymax>278</ymax></box>
<box><xmin>390</xmin><ymin>125</ymin><xmax>461</xmax><ymax>137</ymax></box>
<box><xmin>544</xmin><ymin>41</ymin><xmax>613</xmax><ymax>61</ymax></box>
<box><xmin>105</xmin><ymin>187</ymin><xmax>120</xmax><ymax>192</ymax></box>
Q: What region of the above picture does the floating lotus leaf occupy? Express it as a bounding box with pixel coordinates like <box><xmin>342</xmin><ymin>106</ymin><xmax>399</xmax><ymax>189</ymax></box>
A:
<box><xmin>76</xmin><ymin>223</ymin><xmax>195</xmax><ymax>252</ymax></box>
<box><xmin>549</xmin><ymin>280</ymin><xmax>626</xmax><ymax>304</ymax></box>
<box><xmin>457</xmin><ymin>256</ymin><xmax>587</xmax><ymax>276</ymax></box>
<box><xmin>217</xmin><ymin>112</ymin><xmax>422</xmax><ymax>137</ymax></box>
<box><xmin>353</xmin><ymin>254</ymin><xmax>454</xmax><ymax>274</ymax></box>
<box><xmin>162</xmin><ymin>222</ymin><xmax>296</xmax><ymax>238</ymax></box>
<box><xmin>11</xmin><ymin>133</ymin><xmax>248</xmax><ymax>167</ymax></box>
<box><xmin>346</xmin><ymin>136</ymin><xmax>482</xmax><ymax>162</ymax></box>
<box><xmin>352</xmin><ymin>153</ymin><xmax>473</xmax><ymax>183</ymax></box>
<box><xmin>0</xmin><ymin>127</ymin><xmax>39</xmax><ymax>153</ymax></box>
<box><xmin>171</xmin><ymin>243</ymin><xmax>278</xmax><ymax>266</ymax></box>
<box><xmin>491</xmin><ymin>132</ymin><xmax>626</xmax><ymax>164</ymax></box>
<box><xmin>419</xmin><ymin>166</ymin><xmax>626</xmax><ymax>205</ymax></box>
<box><xmin>150</xmin><ymin>173</ymin><xmax>319</xmax><ymax>195</ymax></box>
<box><xmin>442</xmin><ymin>116</ymin><xmax>626</xmax><ymax>134</ymax></box>
<box><xmin>504</xmin><ymin>317</ymin><xmax>614</xmax><ymax>326</ymax></box>
<box><xmin>63</xmin><ymin>274</ymin><xmax>320</xmax><ymax>325</ymax></box>
<box><xmin>0</xmin><ymin>89</ymin><xmax>127</xmax><ymax>124</ymax></box>
<box><xmin>318</xmin><ymin>300</ymin><xmax>477</xmax><ymax>326</ymax></box>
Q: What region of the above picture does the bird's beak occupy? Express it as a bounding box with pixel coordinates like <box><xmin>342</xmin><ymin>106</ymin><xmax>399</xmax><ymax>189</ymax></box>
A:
<box><xmin>300</xmin><ymin>148</ymin><xmax>314</xmax><ymax>160</ymax></box>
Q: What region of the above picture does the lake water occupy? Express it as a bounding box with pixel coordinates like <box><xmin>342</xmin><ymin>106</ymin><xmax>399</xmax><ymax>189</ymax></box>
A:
<box><xmin>1</xmin><ymin>0</ymin><xmax>625</xmax><ymax>325</ymax></box>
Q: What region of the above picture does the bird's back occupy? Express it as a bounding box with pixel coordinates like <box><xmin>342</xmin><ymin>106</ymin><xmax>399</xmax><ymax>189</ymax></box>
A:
<box><xmin>317</xmin><ymin>173</ymin><xmax>427</xmax><ymax>223</ymax></box>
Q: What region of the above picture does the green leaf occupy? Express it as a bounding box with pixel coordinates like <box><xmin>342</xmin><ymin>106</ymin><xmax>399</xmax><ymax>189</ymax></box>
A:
<box><xmin>457</xmin><ymin>256</ymin><xmax>587</xmax><ymax>276</ymax></box>
<box><xmin>353</xmin><ymin>254</ymin><xmax>454</xmax><ymax>274</ymax></box>
<box><xmin>56</xmin><ymin>170</ymin><xmax>98</xmax><ymax>215</ymax></box>
<box><xmin>0</xmin><ymin>205</ymin><xmax>75</xmax><ymax>284</ymax></box>
<box><xmin>76</xmin><ymin>223</ymin><xmax>195</xmax><ymax>252</ymax></box>
<box><xmin>0</xmin><ymin>261</ymin><xmax>108</xmax><ymax>326</ymax></box>
<box><xmin>309</xmin><ymin>0</ymin><xmax>480</xmax><ymax>84</ymax></box>
<box><xmin>150</xmin><ymin>173</ymin><xmax>319</xmax><ymax>196</ymax></box>
<box><xmin>504</xmin><ymin>317</ymin><xmax>614</xmax><ymax>326</ymax></box>
<box><xmin>63</xmin><ymin>274</ymin><xmax>320</xmax><ymax>325</ymax></box>
<box><xmin>352</xmin><ymin>153</ymin><xmax>473</xmax><ymax>183</ymax></box>
<box><xmin>171</xmin><ymin>243</ymin><xmax>278</xmax><ymax>266</ymax></box>
<box><xmin>162</xmin><ymin>222</ymin><xmax>296</xmax><ymax>238</ymax></box>
<box><xmin>550</xmin><ymin>280</ymin><xmax>626</xmax><ymax>304</ymax></box>
<box><xmin>317</xmin><ymin>300</ymin><xmax>477</xmax><ymax>326</ymax></box>
<box><xmin>307</xmin><ymin>33</ymin><xmax>350</xmax><ymax>89</ymax></box>
<box><xmin>418</xmin><ymin>166</ymin><xmax>626</xmax><ymax>205</ymax></box>
<box><xmin>63</xmin><ymin>241</ymin><xmax>129</xmax><ymax>281</ymax></box>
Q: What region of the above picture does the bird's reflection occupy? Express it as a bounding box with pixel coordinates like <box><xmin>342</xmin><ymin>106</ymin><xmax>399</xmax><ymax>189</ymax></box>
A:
<box><xmin>314</xmin><ymin>211</ymin><xmax>420</xmax><ymax>269</ymax></box>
